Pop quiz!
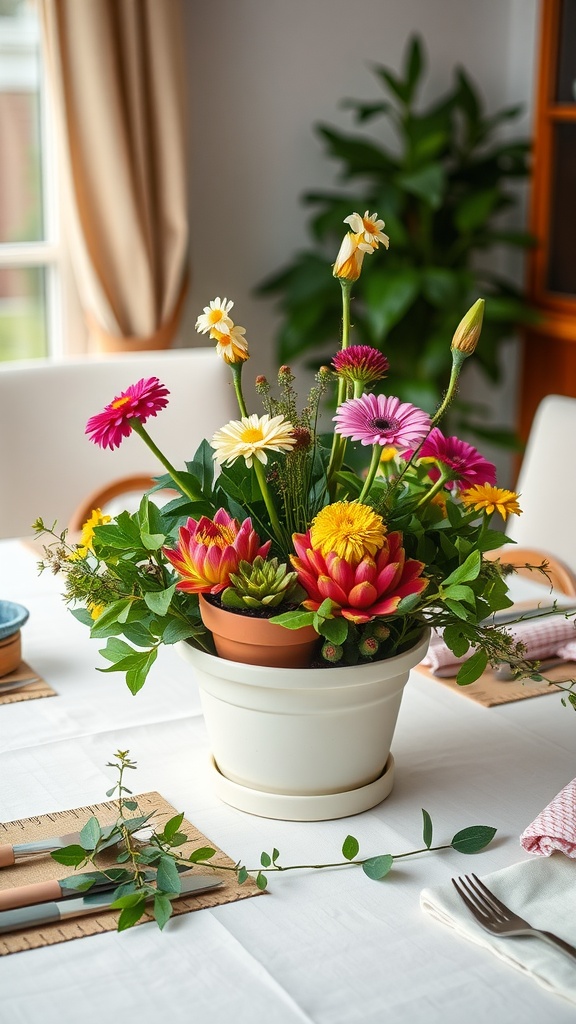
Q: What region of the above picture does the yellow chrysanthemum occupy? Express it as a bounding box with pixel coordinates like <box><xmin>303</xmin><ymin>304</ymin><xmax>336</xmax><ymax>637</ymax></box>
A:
<box><xmin>461</xmin><ymin>484</ymin><xmax>522</xmax><ymax>520</ymax></box>
<box><xmin>88</xmin><ymin>601</ymin><xmax>106</xmax><ymax>620</ymax></box>
<box><xmin>310</xmin><ymin>501</ymin><xmax>387</xmax><ymax>564</ymax></box>
<box><xmin>211</xmin><ymin>413</ymin><xmax>296</xmax><ymax>468</ymax></box>
<box><xmin>69</xmin><ymin>508</ymin><xmax>111</xmax><ymax>559</ymax></box>
<box><xmin>379</xmin><ymin>446</ymin><xmax>398</xmax><ymax>464</ymax></box>
<box><xmin>211</xmin><ymin>323</ymin><xmax>249</xmax><ymax>364</ymax></box>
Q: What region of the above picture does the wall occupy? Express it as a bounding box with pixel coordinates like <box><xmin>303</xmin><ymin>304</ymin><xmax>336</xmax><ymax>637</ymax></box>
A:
<box><xmin>183</xmin><ymin>0</ymin><xmax>540</xmax><ymax>483</ymax></box>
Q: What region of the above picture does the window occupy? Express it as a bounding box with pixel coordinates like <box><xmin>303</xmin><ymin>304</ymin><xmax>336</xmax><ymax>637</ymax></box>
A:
<box><xmin>0</xmin><ymin>0</ymin><xmax>61</xmax><ymax>361</ymax></box>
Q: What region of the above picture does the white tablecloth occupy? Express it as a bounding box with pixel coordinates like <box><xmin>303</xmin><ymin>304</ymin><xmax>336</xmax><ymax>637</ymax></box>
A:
<box><xmin>1</xmin><ymin>539</ymin><xmax>575</xmax><ymax>1024</ymax></box>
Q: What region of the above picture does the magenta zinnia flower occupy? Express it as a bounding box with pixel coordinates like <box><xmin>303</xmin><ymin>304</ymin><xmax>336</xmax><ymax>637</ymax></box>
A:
<box><xmin>334</xmin><ymin>393</ymin><xmax>430</xmax><ymax>452</ymax></box>
<box><xmin>85</xmin><ymin>377</ymin><xmax>169</xmax><ymax>450</ymax></box>
<box><xmin>406</xmin><ymin>427</ymin><xmax>496</xmax><ymax>492</ymax></box>
<box><xmin>291</xmin><ymin>529</ymin><xmax>428</xmax><ymax>624</ymax></box>
<box><xmin>163</xmin><ymin>508</ymin><xmax>271</xmax><ymax>594</ymax></box>
<box><xmin>332</xmin><ymin>346</ymin><xmax>389</xmax><ymax>387</ymax></box>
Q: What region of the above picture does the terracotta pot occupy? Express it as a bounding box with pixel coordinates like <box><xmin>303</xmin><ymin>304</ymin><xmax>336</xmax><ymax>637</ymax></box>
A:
<box><xmin>198</xmin><ymin>594</ymin><xmax>318</xmax><ymax>669</ymax></box>
<box><xmin>0</xmin><ymin>631</ymin><xmax>21</xmax><ymax>676</ymax></box>
<box><xmin>178</xmin><ymin>629</ymin><xmax>431</xmax><ymax>821</ymax></box>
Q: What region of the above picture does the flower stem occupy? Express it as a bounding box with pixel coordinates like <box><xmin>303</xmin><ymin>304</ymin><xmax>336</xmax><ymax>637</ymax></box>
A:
<box><xmin>130</xmin><ymin>421</ymin><xmax>203</xmax><ymax>502</ymax></box>
<box><xmin>253</xmin><ymin>459</ymin><xmax>284</xmax><ymax>546</ymax></box>
<box><xmin>326</xmin><ymin>280</ymin><xmax>353</xmax><ymax>496</ymax></box>
<box><xmin>358</xmin><ymin>444</ymin><xmax>383</xmax><ymax>503</ymax></box>
<box><xmin>230</xmin><ymin>362</ymin><xmax>248</xmax><ymax>418</ymax></box>
<box><xmin>430</xmin><ymin>350</ymin><xmax>466</xmax><ymax>427</ymax></box>
<box><xmin>415</xmin><ymin>468</ymin><xmax>452</xmax><ymax>507</ymax></box>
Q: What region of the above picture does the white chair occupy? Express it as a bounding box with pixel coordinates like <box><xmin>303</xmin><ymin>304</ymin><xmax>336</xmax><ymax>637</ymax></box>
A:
<box><xmin>0</xmin><ymin>349</ymin><xmax>238</xmax><ymax>539</ymax></box>
<box><xmin>505</xmin><ymin>394</ymin><xmax>576</xmax><ymax>572</ymax></box>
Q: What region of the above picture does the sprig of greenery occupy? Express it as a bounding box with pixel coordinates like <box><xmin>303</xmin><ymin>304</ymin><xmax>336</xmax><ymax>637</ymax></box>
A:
<box><xmin>50</xmin><ymin>751</ymin><xmax>497</xmax><ymax>931</ymax></box>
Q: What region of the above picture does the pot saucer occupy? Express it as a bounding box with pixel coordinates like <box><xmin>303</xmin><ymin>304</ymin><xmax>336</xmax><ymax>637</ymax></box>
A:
<box><xmin>209</xmin><ymin>754</ymin><xmax>395</xmax><ymax>821</ymax></box>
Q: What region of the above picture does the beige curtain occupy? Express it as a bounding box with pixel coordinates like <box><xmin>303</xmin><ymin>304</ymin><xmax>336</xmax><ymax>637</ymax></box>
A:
<box><xmin>39</xmin><ymin>0</ymin><xmax>189</xmax><ymax>350</ymax></box>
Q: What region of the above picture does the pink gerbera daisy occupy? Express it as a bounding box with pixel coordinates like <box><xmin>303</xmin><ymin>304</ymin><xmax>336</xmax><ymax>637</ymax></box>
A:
<box><xmin>407</xmin><ymin>427</ymin><xmax>496</xmax><ymax>491</ymax></box>
<box><xmin>332</xmin><ymin>346</ymin><xmax>389</xmax><ymax>387</ymax></box>
<box><xmin>85</xmin><ymin>377</ymin><xmax>169</xmax><ymax>450</ymax></box>
<box><xmin>334</xmin><ymin>393</ymin><xmax>430</xmax><ymax>452</ymax></box>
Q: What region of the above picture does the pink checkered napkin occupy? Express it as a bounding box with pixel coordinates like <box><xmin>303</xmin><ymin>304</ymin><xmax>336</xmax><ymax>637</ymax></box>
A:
<box><xmin>520</xmin><ymin>778</ymin><xmax>576</xmax><ymax>857</ymax></box>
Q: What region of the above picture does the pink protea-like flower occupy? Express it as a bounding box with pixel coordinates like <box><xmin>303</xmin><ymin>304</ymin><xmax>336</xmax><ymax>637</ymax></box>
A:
<box><xmin>334</xmin><ymin>393</ymin><xmax>430</xmax><ymax>452</ymax></box>
<box><xmin>85</xmin><ymin>377</ymin><xmax>169</xmax><ymax>450</ymax></box>
<box><xmin>332</xmin><ymin>346</ymin><xmax>389</xmax><ymax>387</ymax></box>
<box><xmin>291</xmin><ymin>529</ymin><xmax>428</xmax><ymax>624</ymax></box>
<box><xmin>406</xmin><ymin>427</ymin><xmax>496</xmax><ymax>492</ymax></box>
<box><xmin>163</xmin><ymin>508</ymin><xmax>271</xmax><ymax>594</ymax></box>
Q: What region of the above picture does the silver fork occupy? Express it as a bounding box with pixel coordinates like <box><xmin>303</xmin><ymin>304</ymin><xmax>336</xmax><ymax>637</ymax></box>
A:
<box><xmin>452</xmin><ymin>873</ymin><xmax>576</xmax><ymax>961</ymax></box>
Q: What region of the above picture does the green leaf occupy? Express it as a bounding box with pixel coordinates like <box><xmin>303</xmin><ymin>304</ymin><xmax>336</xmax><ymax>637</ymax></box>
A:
<box><xmin>342</xmin><ymin>835</ymin><xmax>360</xmax><ymax>861</ymax></box>
<box><xmin>162</xmin><ymin>812</ymin><xmax>185</xmax><ymax>842</ymax></box>
<box><xmin>363</xmin><ymin>267</ymin><xmax>420</xmax><ymax>341</ymax></box>
<box><xmin>442</xmin><ymin>626</ymin><xmax>470</xmax><ymax>659</ymax></box>
<box><xmin>162</xmin><ymin>619</ymin><xmax>200</xmax><ymax>645</ymax></box>
<box><xmin>396</xmin><ymin>163</ymin><xmax>446</xmax><ymax>208</ymax></box>
<box><xmin>422</xmin><ymin>809</ymin><xmax>433</xmax><ymax>849</ymax></box>
<box><xmin>117</xmin><ymin>898</ymin><xmax>148</xmax><ymax>932</ymax></box>
<box><xmin>443</xmin><ymin>550</ymin><xmax>481</xmax><ymax>586</ymax></box>
<box><xmin>362</xmin><ymin>854</ymin><xmax>394</xmax><ymax>880</ymax></box>
<box><xmin>189</xmin><ymin>846</ymin><xmax>216</xmax><ymax>863</ymax></box>
<box><xmin>140</xmin><ymin>531</ymin><xmax>166</xmax><ymax>552</ymax></box>
<box><xmin>156</xmin><ymin>856</ymin><xmax>181</xmax><ymax>894</ymax></box>
<box><xmin>237</xmin><ymin>866</ymin><xmax>249</xmax><ymax>884</ymax></box>
<box><xmin>451</xmin><ymin>825</ymin><xmax>497</xmax><ymax>854</ymax></box>
<box><xmin>153</xmin><ymin>893</ymin><xmax>173</xmax><ymax>930</ymax></box>
<box><xmin>123</xmin><ymin>800</ymin><xmax>138</xmax><ymax>811</ymax></box>
<box><xmin>50</xmin><ymin>845</ymin><xmax>88</xmax><ymax>867</ymax></box>
<box><xmin>269</xmin><ymin>609</ymin><xmax>315</xmax><ymax>629</ymax></box>
<box><xmin>80</xmin><ymin>816</ymin><xmax>102</xmax><ymax>851</ymax></box>
<box><xmin>144</xmin><ymin>585</ymin><xmax>176</xmax><ymax>617</ymax></box>
<box><xmin>444</xmin><ymin>584</ymin><xmax>475</xmax><ymax>606</ymax></box>
<box><xmin>261</xmin><ymin>852</ymin><xmax>271</xmax><ymax>868</ymax></box>
<box><xmin>320</xmin><ymin>617</ymin><xmax>348</xmax><ymax>645</ymax></box>
<box><xmin>256</xmin><ymin>872</ymin><xmax>268</xmax><ymax>891</ymax></box>
<box><xmin>456</xmin><ymin>649</ymin><xmax>488</xmax><ymax>685</ymax></box>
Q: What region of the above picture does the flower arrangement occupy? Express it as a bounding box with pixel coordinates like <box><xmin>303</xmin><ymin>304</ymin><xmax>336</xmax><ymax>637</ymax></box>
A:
<box><xmin>37</xmin><ymin>211</ymin><xmax>531</xmax><ymax>693</ymax></box>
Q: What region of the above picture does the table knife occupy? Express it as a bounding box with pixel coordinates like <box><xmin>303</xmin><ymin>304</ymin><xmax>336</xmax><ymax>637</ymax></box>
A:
<box><xmin>0</xmin><ymin>870</ymin><xmax>155</xmax><ymax>911</ymax></box>
<box><xmin>0</xmin><ymin>821</ymin><xmax>149</xmax><ymax>867</ymax></box>
<box><xmin>0</xmin><ymin>874</ymin><xmax>223</xmax><ymax>933</ymax></box>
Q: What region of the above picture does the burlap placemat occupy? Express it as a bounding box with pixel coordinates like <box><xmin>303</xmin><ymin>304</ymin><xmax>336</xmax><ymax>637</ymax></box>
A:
<box><xmin>0</xmin><ymin>790</ymin><xmax>262</xmax><ymax>954</ymax></box>
<box><xmin>416</xmin><ymin>660</ymin><xmax>569</xmax><ymax>707</ymax></box>
<box><xmin>0</xmin><ymin>660</ymin><xmax>56</xmax><ymax>705</ymax></box>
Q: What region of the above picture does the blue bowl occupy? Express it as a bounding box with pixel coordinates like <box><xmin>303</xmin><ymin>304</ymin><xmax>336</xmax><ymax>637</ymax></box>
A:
<box><xmin>0</xmin><ymin>601</ymin><xmax>29</xmax><ymax>640</ymax></box>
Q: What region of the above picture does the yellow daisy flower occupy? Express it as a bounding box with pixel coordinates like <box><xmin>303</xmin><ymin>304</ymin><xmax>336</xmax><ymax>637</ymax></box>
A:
<box><xmin>310</xmin><ymin>501</ymin><xmax>387</xmax><ymax>563</ymax></box>
<box><xmin>461</xmin><ymin>484</ymin><xmax>522</xmax><ymax>520</ymax></box>
<box><xmin>211</xmin><ymin>413</ymin><xmax>296</xmax><ymax>468</ymax></box>
<box><xmin>332</xmin><ymin>231</ymin><xmax>373</xmax><ymax>282</ymax></box>
<box><xmin>70</xmin><ymin>508</ymin><xmax>111</xmax><ymax>559</ymax></box>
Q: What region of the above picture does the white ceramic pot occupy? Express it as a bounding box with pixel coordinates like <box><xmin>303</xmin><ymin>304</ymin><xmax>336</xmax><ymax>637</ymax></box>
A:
<box><xmin>178</xmin><ymin>629</ymin><xmax>430</xmax><ymax>821</ymax></box>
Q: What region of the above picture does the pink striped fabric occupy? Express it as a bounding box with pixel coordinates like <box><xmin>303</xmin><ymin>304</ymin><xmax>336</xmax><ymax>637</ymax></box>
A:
<box><xmin>423</xmin><ymin>615</ymin><xmax>576</xmax><ymax>674</ymax></box>
<box><xmin>520</xmin><ymin>778</ymin><xmax>576</xmax><ymax>857</ymax></box>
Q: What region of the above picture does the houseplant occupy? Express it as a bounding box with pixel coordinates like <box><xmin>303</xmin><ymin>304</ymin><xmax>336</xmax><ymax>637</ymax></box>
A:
<box><xmin>258</xmin><ymin>35</ymin><xmax>536</xmax><ymax>447</ymax></box>
<box><xmin>36</xmin><ymin>210</ymin><xmax>530</xmax><ymax>819</ymax></box>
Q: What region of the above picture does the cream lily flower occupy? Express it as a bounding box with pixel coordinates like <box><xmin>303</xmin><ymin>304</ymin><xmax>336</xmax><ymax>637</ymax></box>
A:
<box><xmin>344</xmin><ymin>211</ymin><xmax>389</xmax><ymax>250</ymax></box>
<box><xmin>195</xmin><ymin>297</ymin><xmax>234</xmax><ymax>336</ymax></box>
<box><xmin>211</xmin><ymin>413</ymin><xmax>296</xmax><ymax>468</ymax></box>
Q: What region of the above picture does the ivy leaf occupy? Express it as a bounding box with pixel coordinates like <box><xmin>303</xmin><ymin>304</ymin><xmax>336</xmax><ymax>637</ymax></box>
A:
<box><xmin>153</xmin><ymin>893</ymin><xmax>173</xmax><ymax>931</ymax></box>
<box><xmin>189</xmin><ymin>846</ymin><xmax>216</xmax><ymax>863</ymax></box>
<box><xmin>79</xmin><ymin>816</ymin><xmax>102</xmax><ymax>851</ymax></box>
<box><xmin>342</xmin><ymin>835</ymin><xmax>360</xmax><ymax>861</ymax></box>
<box><xmin>422</xmin><ymin>809</ymin><xmax>433</xmax><ymax>849</ymax></box>
<box><xmin>117</xmin><ymin>897</ymin><xmax>148</xmax><ymax>932</ymax></box>
<box><xmin>362</xmin><ymin>855</ymin><xmax>394</xmax><ymax>880</ymax></box>
<box><xmin>456</xmin><ymin>650</ymin><xmax>488</xmax><ymax>685</ymax></box>
<box><xmin>451</xmin><ymin>825</ymin><xmax>497</xmax><ymax>854</ymax></box>
<box><xmin>50</xmin><ymin>844</ymin><xmax>88</xmax><ymax>867</ymax></box>
<box><xmin>156</xmin><ymin>856</ymin><xmax>181</xmax><ymax>894</ymax></box>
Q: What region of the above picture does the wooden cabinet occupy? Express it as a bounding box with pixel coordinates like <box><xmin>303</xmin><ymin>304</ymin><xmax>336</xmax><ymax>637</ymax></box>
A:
<box><xmin>520</xmin><ymin>0</ymin><xmax>576</xmax><ymax>440</ymax></box>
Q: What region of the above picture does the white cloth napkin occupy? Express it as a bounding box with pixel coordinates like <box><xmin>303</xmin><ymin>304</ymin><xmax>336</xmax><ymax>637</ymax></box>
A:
<box><xmin>422</xmin><ymin>614</ymin><xmax>576</xmax><ymax>675</ymax></box>
<box><xmin>521</xmin><ymin>777</ymin><xmax>576</xmax><ymax>857</ymax></box>
<box><xmin>421</xmin><ymin>855</ymin><xmax>576</xmax><ymax>1005</ymax></box>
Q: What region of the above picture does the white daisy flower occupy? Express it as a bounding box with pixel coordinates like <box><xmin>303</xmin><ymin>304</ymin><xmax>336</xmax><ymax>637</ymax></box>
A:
<box><xmin>195</xmin><ymin>296</ymin><xmax>234</xmax><ymax>336</ymax></box>
<box><xmin>211</xmin><ymin>414</ymin><xmax>296</xmax><ymax>468</ymax></box>
<box><xmin>344</xmin><ymin>211</ymin><xmax>389</xmax><ymax>249</ymax></box>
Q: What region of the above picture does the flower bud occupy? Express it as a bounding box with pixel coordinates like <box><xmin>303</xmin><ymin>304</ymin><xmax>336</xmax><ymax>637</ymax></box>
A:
<box><xmin>451</xmin><ymin>299</ymin><xmax>485</xmax><ymax>357</ymax></box>
<box><xmin>321</xmin><ymin>641</ymin><xmax>343</xmax><ymax>664</ymax></box>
